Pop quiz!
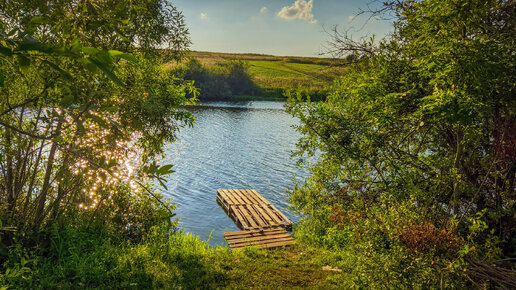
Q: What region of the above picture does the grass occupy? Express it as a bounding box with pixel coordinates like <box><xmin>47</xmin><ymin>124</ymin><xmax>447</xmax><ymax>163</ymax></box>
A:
<box><xmin>0</xmin><ymin>224</ymin><xmax>345</xmax><ymax>289</ymax></box>
<box><xmin>217</xmin><ymin>243</ymin><xmax>342</xmax><ymax>289</ymax></box>
<box><xmin>166</xmin><ymin>51</ymin><xmax>349</xmax><ymax>100</ymax></box>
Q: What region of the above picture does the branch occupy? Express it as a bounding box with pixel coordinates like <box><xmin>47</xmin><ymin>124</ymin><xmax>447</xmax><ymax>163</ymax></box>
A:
<box><xmin>59</xmin><ymin>146</ymin><xmax>175</xmax><ymax>217</ymax></box>
<box><xmin>0</xmin><ymin>120</ymin><xmax>56</xmax><ymax>140</ymax></box>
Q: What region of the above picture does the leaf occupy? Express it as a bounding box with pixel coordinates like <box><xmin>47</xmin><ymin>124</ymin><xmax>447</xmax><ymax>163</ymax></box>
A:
<box><xmin>158</xmin><ymin>178</ymin><xmax>168</xmax><ymax>190</ymax></box>
<box><xmin>76</xmin><ymin>118</ymin><xmax>86</xmax><ymax>135</ymax></box>
<box><xmin>80</xmin><ymin>58</ymin><xmax>98</xmax><ymax>73</ymax></box>
<box><xmin>108</xmin><ymin>50</ymin><xmax>138</xmax><ymax>63</ymax></box>
<box><xmin>81</xmin><ymin>46</ymin><xmax>99</xmax><ymax>55</ymax></box>
<box><xmin>156</xmin><ymin>164</ymin><xmax>175</xmax><ymax>175</ymax></box>
<box><xmin>18</xmin><ymin>36</ymin><xmax>50</xmax><ymax>53</ymax></box>
<box><xmin>17</xmin><ymin>54</ymin><xmax>30</xmax><ymax>67</ymax></box>
<box><xmin>89</xmin><ymin>58</ymin><xmax>124</xmax><ymax>86</ymax></box>
<box><xmin>107</xmin><ymin>159</ymin><xmax>117</xmax><ymax>168</ymax></box>
<box><xmin>0</xmin><ymin>70</ymin><xmax>4</xmax><ymax>87</ymax></box>
<box><xmin>60</xmin><ymin>95</ymin><xmax>74</xmax><ymax>107</ymax></box>
<box><xmin>0</xmin><ymin>46</ymin><xmax>13</xmax><ymax>56</ymax></box>
<box><xmin>114</xmin><ymin>28</ymin><xmax>131</xmax><ymax>42</ymax></box>
<box><xmin>30</xmin><ymin>16</ymin><xmax>50</xmax><ymax>25</ymax></box>
<box><xmin>42</xmin><ymin>60</ymin><xmax>73</xmax><ymax>80</ymax></box>
<box><xmin>108</xmin><ymin>118</ymin><xmax>123</xmax><ymax>130</ymax></box>
<box><xmin>87</xmin><ymin>113</ymin><xmax>108</xmax><ymax>127</ymax></box>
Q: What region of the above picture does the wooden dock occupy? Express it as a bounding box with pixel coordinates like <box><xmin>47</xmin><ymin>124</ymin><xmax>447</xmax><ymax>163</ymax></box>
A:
<box><xmin>217</xmin><ymin>189</ymin><xmax>294</xmax><ymax>249</ymax></box>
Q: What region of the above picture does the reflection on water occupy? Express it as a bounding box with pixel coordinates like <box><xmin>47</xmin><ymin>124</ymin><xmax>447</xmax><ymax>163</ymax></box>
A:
<box><xmin>163</xmin><ymin>101</ymin><xmax>309</xmax><ymax>246</ymax></box>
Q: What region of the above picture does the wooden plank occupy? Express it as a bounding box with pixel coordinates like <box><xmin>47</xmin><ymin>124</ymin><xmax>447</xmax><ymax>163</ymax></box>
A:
<box><xmin>226</xmin><ymin>230</ymin><xmax>294</xmax><ymax>244</ymax></box>
<box><xmin>243</xmin><ymin>189</ymin><xmax>262</xmax><ymax>204</ymax></box>
<box><xmin>250</xmin><ymin>189</ymin><xmax>268</xmax><ymax>204</ymax></box>
<box><xmin>235</xmin><ymin>205</ymin><xmax>259</xmax><ymax>229</ymax></box>
<box><xmin>245</xmin><ymin>204</ymin><xmax>268</xmax><ymax>227</ymax></box>
<box><xmin>226</xmin><ymin>231</ymin><xmax>288</xmax><ymax>240</ymax></box>
<box><xmin>249</xmin><ymin>189</ymin><xmax>269</xmax><ymax>204</ymax></box>
<box><xmin>224</xmin><ymin>228</ymin><xmax>286</xmax><ymax>238</ymax></box>
<box><xmin>249</xmin><ymin>189</ymin><xmax>291</xmax><ymax>225</ymax></box>
<box><xmin>216</xmin><ymin>190</ymin><xmax>229</xmax><ymax>208</ymax></box>
<box><xmin>230</xmin><ymin>237</ymin><xmax>295</xmax><ymax>249</ymax></box>
<box><xmin>224</xmin><ymin>189</ymin><xmax>245</xmax><ymax>205</ymax></box>
<box><xmin>259</xmin><ymin>204</ymin><xmax>283</xmax><ymax>225</ymax></box>
<box><xmin>217</xmin><ymin>189</ymin><xmax>232</xmax><ymax>204</ymax></box>
<box><xmin>227</xmin><ymin>233</ymin><xmax>292</xmax><ymax>245</ymax></box>
<box><xmin>219</xmin><ymin>189</ymin><xmax>238</xmax><ymax>205</ymax></box>
<box><xmin>224</xmin><ymin>231</ymin><xmax>286</xmax><ymax>240</ymax></box>
<box><xmin>216</xmin><ymin>193</ymin><xmax>230</xmax><ymax>212</ymax></box>
<box><xmin>252</xmin><ymin>204</ymin><xmax>276</xmax><ymax>225</ymax></box>
<box><xmin>232</xmin><ymin>189</ymin><xmax>253</xmax><ymax>204</ymax></box>
<box><xmin>269</xmin><ymin>204</ymin><xmax>292</xmax><ymax>225</ymax></box>
<box><xmin>220</xmin><ymin>189</ymin><xmax>238</xmax><ymax>205</ymax></box>
<box><xmin>230</xmin><ymin>206</ymin><xmax>249</xmax><ymax>230</ymax></box>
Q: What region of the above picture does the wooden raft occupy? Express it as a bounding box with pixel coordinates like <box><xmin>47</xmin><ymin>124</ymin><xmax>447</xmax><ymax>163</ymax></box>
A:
<box><xmin>224</xmin><ymin>228</ymin><xmax>294</xmax><ymax>250</ymax></box>
<box><xmin>217</xmin><ymin>189</ymin><xmax>292</xmax><ymax>230</ymax></box>
<box><xmin>217</xmin><ymin>189</ymin><xmax>294</xmax><ymax>249</ymax></box>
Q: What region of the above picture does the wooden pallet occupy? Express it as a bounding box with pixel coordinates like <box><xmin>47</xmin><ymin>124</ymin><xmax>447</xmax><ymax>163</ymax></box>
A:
<box><xmin>217</xmin><ymin>189</ymin><xmax>292</xmax><ymax>231</ymax></box>
<box><xmin>224</xmin><ymin>228</ymin><xmax>295</xmax><ymax>250</ymax></box>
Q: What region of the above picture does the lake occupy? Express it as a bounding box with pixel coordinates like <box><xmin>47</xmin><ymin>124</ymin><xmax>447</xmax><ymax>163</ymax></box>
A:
<box><xmin>163</xmin><ymin>101</ymin><xmax>310</xmax><ymax>246</ymax></box>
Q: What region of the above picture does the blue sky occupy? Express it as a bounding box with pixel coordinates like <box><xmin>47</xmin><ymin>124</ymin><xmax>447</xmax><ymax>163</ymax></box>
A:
<box><xmin>172</xmin><ymin>0</ymin><xmax>394</xmax><ymax>57</ymax></box>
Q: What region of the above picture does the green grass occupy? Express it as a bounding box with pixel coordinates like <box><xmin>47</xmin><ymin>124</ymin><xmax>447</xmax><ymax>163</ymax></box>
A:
<box><xmin>0</xmin><ymin>224</ymin><xmax>344</xmax><ymax>289</ymax></box>
<box><xmin>167</xmin><ymin>51</ymin><xmax>349</xmax><ymax>100</ymax></box>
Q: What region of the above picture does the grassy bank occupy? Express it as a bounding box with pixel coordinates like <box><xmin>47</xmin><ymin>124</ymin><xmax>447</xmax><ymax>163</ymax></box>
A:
<box><xmin>0</xmin><ymin>222</ymin><xmax>344</xmax><ymax>289</ymax></box>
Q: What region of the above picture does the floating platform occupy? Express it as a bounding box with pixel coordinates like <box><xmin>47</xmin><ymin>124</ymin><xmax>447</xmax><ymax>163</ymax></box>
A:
<box><xmin>217</xmin><ymin>189</ymin><xmax>292</xmax><ymax>230</ymax></box>
<box><xmin>217</xmin><ymin>189</ymin><xmax>294</xmax><ymax>249</ymax></box>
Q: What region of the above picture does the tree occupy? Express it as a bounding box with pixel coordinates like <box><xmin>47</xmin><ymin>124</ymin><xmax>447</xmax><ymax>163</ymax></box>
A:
<box><xmin>287</xmin><ymin>0</ymin><xmax>515</xmax><ymax>287</ymax></box>
<box><xmin>0</xmin><ymin>0</ymin><xmax>195</xmax><ymax>235</ymax></box>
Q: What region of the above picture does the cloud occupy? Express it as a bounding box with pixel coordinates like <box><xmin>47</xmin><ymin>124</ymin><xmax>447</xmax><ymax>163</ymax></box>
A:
<box><xmin>200</xmin><ymin>12</ymin><xmax>209</xmax><ymax>21</ymax></box>
<box><xmin>277</xmin><ymin>0</ymin><xmax>317</xmax><ymax>24</ymax></box>
<box><xmin>260</xmin><ymin>7</ymin><xmax>268</xmax><ymax>14</ymax></box>
<box><xmin>348</xmin><ymin>15</ymin><xmax>355</xmax><ymax>22</ymax></box>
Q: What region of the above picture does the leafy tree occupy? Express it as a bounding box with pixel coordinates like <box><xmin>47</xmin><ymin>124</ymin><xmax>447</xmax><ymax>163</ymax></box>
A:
<box><xmin>288</xmin><ymin>0</ymin><xmax>515</xmax><ymax>287</ymax></box>
<box><xmin>173</xmin><ymin>58</ymin><xmax>258</xmax><ymax>100</ymax></box>
<box><xmin>0</xmin><ymin>0</ymin><xmax>195</xmax><ymax>236</ymax></box>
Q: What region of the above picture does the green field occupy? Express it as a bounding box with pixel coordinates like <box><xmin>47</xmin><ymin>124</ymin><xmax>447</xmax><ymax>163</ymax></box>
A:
<box><xmin>166</xmin><ymin>51</ymin><xmax>349</xmax><ymax>98</ymax></box>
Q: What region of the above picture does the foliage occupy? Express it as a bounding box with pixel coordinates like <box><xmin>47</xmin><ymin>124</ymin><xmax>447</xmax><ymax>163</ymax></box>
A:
<box><xmin>166</xmin><ymin>51</ymin><xmax>347</xmax><ymax>101</ymax></box>
<box><xmin>171</xmin><ymin>57</ymin><xmax>259</xmax><ymax>100</ymax></box>
<box><xmin>0</xmin><ymin>0</ymin><xmax>195</xmax><ymax>247</ymax></box>
<box><xmin>287</xmin><ymin>0</ymin><xmax>516</xmax><ymax>287</ymax></box>
<box><xmin>0</xmin><ymin>219</ymin><xmax>347</xmax><ymax>288</ymax></box>
<box><xmin>0</xmin><ymin>221</ymin><xmax>225</xmax><ymax>289</ymax></box>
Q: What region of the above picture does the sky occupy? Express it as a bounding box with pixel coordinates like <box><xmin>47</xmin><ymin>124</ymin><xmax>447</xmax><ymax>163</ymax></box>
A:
<box><xmin>172</xmin><ymin>0</ymin><xmax>394</xmax><ymax>57</ymax></box>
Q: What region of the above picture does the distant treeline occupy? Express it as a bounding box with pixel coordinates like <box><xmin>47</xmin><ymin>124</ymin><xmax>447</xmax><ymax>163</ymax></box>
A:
<box><xmin>171</xmin><ymin>58</ymin><xmax>260</xmax><ymax>100</ymax></box>
<box><xmin>171</xmin><ymin>58</ymin><xmax>327</xmax><ymax>101</ymax></box>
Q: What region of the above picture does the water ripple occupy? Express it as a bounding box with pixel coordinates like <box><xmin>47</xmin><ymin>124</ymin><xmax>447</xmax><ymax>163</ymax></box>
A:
<box><xmin>164</xmin><ymin>101</ymin><xmax>310</xmax><ymax>246</ymax></box>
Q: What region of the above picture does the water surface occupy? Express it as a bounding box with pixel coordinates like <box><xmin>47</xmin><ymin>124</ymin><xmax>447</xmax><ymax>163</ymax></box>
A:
<box><xmin>163</xmin><ymin>101</ymin><xmax>309</xmax><ymax>246</ymax></box>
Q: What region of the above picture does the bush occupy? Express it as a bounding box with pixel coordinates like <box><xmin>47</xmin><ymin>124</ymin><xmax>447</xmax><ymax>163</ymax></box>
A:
<box><xmin>172</xmin><ymin>58</ymin><xmax>261</xmax><ymax>100</ymax></box>
<box><xmin>287</xmin><ymin>0</ymin><xmax>515</xmax><ymax>287</ymax></box>
<box><xmin>0</xmin><ymin>220</ymin><xmax>230</xmax><ymax>289</ymax></box>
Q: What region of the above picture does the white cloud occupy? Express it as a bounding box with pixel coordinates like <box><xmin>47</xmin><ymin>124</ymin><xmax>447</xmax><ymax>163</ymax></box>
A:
<box><xmin>200</xmin><ymin>13</ymin><xmax>209</xmax><ymax>21</ymax></box>
<box><xmin>260</xmin><ymin>7</ymin><xmax>268</xmax><ymax>14</ymax></box>
<box><xmin>277</xmin><ymin>0</ymin><xmax>317</xmax><ymax>24</ymax></box>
